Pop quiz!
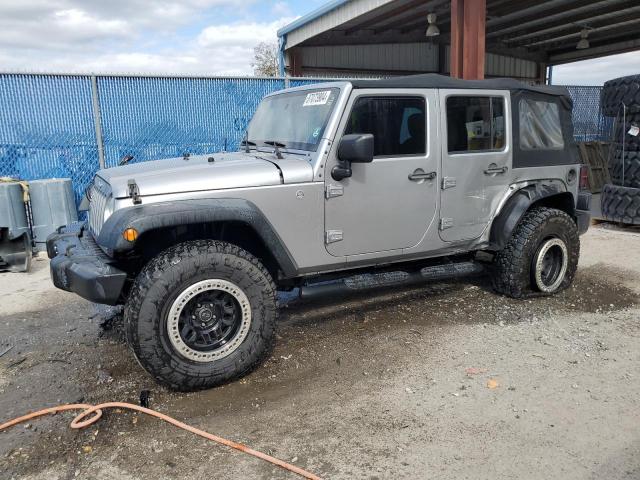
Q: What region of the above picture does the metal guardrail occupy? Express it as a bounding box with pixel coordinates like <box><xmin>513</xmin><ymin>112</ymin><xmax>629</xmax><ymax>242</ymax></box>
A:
<box><xmin>0</xmin><ymin>73</ymin><xmax>609</xmax><ymax>207</ymax></box>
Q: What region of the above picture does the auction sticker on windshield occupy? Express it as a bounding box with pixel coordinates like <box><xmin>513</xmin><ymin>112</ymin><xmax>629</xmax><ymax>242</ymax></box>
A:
<box><xmin>303</xmin><ymin>91</ymin><xmax>331</xmax><ymax>107</ymax></box>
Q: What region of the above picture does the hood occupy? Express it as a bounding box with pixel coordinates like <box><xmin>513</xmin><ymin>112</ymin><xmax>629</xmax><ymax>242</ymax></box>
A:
<box><xmin>97</xmin><ymin>151</ymin><xmax>314</xmax><ymax>198</ymax></box>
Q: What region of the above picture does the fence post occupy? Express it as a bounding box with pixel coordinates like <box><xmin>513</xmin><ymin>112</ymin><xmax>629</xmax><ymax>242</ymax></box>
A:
<box><xmin>90</xmin><ymin>75</ymin><xmax>106</xmax><ymax>170</ymax></box>
<box><xmin>284</xmin><ymin>76</ymin><xmax>290</xmax><ymax>89</ymax></box>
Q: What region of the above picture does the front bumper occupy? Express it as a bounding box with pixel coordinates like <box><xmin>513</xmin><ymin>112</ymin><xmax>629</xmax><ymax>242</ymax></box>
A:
<box><xmin>46</xmin><ymin>222</ymin><xmax>127</xmax><ymax>305</ymax></box>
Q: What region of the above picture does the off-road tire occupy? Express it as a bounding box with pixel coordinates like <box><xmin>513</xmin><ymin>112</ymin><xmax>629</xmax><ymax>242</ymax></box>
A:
<box><xmin>124</xmin><ymin>240</ymin><xmax>277</xmax><ymax>391</ymax></box>
<box><xmin>611</xmin><ymin>112</ymin><xmax>640</xmax><ymax>151</ymax></box>
<box><xmin>492</xmin><ymin>207</ymin><xmax>580</xmax><ymax>298</ymax></box>
<box><xmin>601</xmin><ymin>74</ymin><xmax>640</xmax><ymax>117</ymax></box>
<box><xmin>610</xmin><ymin>150</ymin><xmax>640</xmax><ymax>188</ymax></box>
<box><xmin>601</xmin><ymin>184</ymin><xmax>640</xmax><ymax>225</ymax></box>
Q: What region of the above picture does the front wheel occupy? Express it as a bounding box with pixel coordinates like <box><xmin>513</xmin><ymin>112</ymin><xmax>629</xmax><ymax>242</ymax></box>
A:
<box><xmin>124</xmin><ymin>240</ymin><xmax>277</xmax><ymax>391</ymax></box>
<box><xmin>491</xmin><ymin>207</ymin><xmax>580</xmax><ymax>298</ymax></box>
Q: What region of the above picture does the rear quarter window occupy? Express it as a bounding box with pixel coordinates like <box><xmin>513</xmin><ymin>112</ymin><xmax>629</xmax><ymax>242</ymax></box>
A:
<box><xmin>519</xmin><ymin>99</ymin><xmax>564</xmax><ymax>150</ymax></box>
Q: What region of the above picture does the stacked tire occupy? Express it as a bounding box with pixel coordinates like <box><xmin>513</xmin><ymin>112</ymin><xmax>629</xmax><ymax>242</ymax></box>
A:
<box><xmin>600</xmin><ymin>74</ymin><xmax>640</xmax><ymax>225</ymax></box>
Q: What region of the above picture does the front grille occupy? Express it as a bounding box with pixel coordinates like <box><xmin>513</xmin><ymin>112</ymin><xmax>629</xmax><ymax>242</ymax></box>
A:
<box><xmin>88</xmin><ymin>180</ymin><xmax>112</xmax><ymax>236</ymax></box>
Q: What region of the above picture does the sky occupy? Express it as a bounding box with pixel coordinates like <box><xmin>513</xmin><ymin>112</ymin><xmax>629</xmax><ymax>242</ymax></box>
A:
<box><xmin>552</xmin><ymin>51</ymin><xmax>640</xmax><ymax>86</ymax></box>
<box><xmin>0</xmin><ymin>0</ymin><xmax>320</xmax><ymax>76</ymax></box>
<box><xmin>0</xmin><ymin>0</ymin><xmax>638</xmax><ymax>84</ymax></box>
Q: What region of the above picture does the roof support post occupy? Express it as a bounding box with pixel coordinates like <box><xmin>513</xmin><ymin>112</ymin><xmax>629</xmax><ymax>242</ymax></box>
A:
<box><xmin>290</xmin><ymin>48</ymin><xmax>303</xmax><ymax>77</ymax></box>
<box><xmin>538</xmin><ymin>62</ymin><xmax>548</xmax><ymax>85</ymax></box>
<box><xmin>450</xmin><ymin>0</ymin><xmax>486</xmax><ymax>80</ymax></box>
<box><xmin>450</xmin><ymin>0</ymin><xmax>464</xmax><ymax>78</ymax></box>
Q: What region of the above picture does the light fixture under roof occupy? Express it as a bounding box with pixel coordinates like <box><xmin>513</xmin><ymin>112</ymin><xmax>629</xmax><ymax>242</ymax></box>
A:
<box><xmin>425</xmin><ymin>13</ymin><xmax>440</xmax><ymax>37</ymax></box>
<box><xmin>576</xmin><ymin>28</ymin><xmax>590</xmax><ymax>50</ymax></box>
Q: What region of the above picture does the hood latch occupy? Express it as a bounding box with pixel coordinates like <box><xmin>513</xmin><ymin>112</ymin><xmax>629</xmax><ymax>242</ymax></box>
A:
<box><xmin>127</xmin><ymin>179</ymin><xmax>142</xmax><ymax>205</ymax></box>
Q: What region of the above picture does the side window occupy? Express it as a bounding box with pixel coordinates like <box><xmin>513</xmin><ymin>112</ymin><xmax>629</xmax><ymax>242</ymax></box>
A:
<box><xmin>519</xmin><ymin>99</ymin><xmax>564</xmax><ymax>150</ymax></box>
<box><xmin>345</xmin><ymin>97</ymin><xmax>426</xmax><ymax>157</ymax></box>
<box><xmin>446</xmin><ymin>96</ymin><xmax>505</xmax><ymax>153</ymax></box>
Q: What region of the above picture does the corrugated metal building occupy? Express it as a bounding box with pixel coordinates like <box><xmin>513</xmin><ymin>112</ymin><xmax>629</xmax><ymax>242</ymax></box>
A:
<box><xmin>277</xmin><ymin>0</ymin><xmax>640</xmax><ymax>82</ymax></box>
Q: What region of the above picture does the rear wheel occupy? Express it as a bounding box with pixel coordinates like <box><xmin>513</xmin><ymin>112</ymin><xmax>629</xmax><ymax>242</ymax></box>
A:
<box><xmin>492</xmin><ymin>207</ymin><xmax>579</xmax><ymax>298</ymax></box>
<box><xmin>124</xmin><ymin>240</ymin><xmax>277</xmax><ymax>391</ymax></box>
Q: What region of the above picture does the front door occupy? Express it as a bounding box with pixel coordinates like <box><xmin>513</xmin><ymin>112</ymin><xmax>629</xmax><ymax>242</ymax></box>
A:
<box><xmin>324</xmin><ymin>90</ymin><xmax>438</xmax><ymax>257</ymax></box>
<box><xmin>438</xmin><ymin>90</ymin><xmax>512</xmax><ymax>242</ymax></box>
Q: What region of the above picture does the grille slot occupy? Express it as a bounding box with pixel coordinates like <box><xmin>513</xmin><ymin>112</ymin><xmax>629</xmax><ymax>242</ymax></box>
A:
<box><xmin>88</xmin><ymin>181</ymin><xmax>112</xmax><ymax>236</ymax></box>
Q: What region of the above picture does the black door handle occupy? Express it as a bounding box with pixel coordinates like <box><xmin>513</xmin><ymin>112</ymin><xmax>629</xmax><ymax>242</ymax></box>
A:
<box><xmin>408</xmin><ymin>169</ymin><xmax>437</xmax><ymax>181</ymax></box>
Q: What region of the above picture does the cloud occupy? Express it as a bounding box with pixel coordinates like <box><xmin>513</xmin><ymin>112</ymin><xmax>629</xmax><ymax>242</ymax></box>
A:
<box><xmin>0</xmin><ymin>3</ymin><xmax>130</xmax><ymax>51</ymax></box>
<box><xmin>198</xmin><ymin>19</ymin><xmax>292</xmax><ymax>48</ymax></box>
<box><xmin>5</xmin><ymin>0</ymin><xmax>634</xmax><ymax>81</ymax></box>
<box><xmin>552</xmin><ymin>51</ymin><xmax>640</xmax><ymax>86</ymax></box>
<box><xmin>0</xmin><ymin>0</ymin><xmax>293</xmax><ymax>75</ymax></box>
<box><xmin>272</xmin><ymin>1</ymin><xmax>292</xmax><ymax>17</ymax></box>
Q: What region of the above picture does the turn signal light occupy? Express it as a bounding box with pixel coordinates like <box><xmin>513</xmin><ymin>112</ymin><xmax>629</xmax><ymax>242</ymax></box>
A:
<box><xmin>122</xmin><ymin>228</ymin><xmax>138</xmax><ymax>242</ymax></box>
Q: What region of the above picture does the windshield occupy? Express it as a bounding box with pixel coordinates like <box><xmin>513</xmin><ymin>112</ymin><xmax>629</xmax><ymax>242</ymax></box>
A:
<box><xmin>246</xmin><ymin>88</ymin><xmax>340</xmax><ymax>152</ymax></box>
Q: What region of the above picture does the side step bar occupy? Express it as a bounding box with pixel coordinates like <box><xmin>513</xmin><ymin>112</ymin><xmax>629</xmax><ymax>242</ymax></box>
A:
<box><xmin>299</xmin><ymin>261</ymin><xmax>485</xmax><ymax>299</ymax></box>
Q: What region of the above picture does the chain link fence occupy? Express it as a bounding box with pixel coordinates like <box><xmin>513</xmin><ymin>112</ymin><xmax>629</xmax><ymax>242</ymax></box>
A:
<box><xmin>0</xmin><ymin>73</ymin><xmax>610</xmax><ymax>208</ymax></box>
<box><xmin>565</xmin><ymin>85</ymin><xmax>613</xmax><ymax>142</ymax></box>
<box><xmin>0</xmin><ymin>74</ymin><xmax>100</xmax><ymax>206</ymax></box>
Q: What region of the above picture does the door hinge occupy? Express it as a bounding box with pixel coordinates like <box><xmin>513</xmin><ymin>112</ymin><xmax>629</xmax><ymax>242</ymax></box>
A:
<box><xmin>325</xmin><ymin>230</ymin><xmax>343</xmax><ymax>244</ymax></box>
<box><xmin>439</xmin><ymin>218</ymin><xmax>454</xmax><ymax>230</ymax></box>
<box><xmin>442</xmin><ymin>177</ymin><xmax>456</xmax><ymax>190</ymax></box>
<box><xmin>325</xmin><ymin>184</ymin><xmax>344</xmax><ymax>199</ymax></box>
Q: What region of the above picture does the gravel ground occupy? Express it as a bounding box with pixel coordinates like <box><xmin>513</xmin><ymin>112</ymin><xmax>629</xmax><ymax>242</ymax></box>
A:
<box><xmin>0</xmin><ymin>224</ymin><xmax>639</xmax><ymax>480</ymax></box>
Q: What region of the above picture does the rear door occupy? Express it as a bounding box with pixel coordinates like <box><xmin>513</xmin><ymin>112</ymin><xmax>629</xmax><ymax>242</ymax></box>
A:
<box><xmin>438</xmin><ymin>90</ymin><xmax>512</xmax><ymax>242</ymax></box>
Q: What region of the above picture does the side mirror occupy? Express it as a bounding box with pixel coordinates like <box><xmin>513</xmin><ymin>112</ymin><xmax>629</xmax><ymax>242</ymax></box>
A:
<box><xmin>332</xmin><ymin>134</ymin><xmax>374</xmax><ymax>181</ymax></box>
<box><xmin>338</xmin><ymin>134</ymin><xmax>374</xmax><ymax>163</ymax></box>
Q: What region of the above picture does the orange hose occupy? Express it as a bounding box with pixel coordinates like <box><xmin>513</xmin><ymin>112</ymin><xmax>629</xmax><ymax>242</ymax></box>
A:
<box><xmin>0</xmin><ymin>402</ymin><xmax>322</xmax><ymax>480</ymax></box>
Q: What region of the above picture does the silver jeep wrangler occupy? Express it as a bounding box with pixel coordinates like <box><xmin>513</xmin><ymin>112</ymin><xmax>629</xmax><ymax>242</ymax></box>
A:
<box><xmin>47</xmin><ymin>74</ymin><xmax>592</xmax><ymax>391</ymax></box>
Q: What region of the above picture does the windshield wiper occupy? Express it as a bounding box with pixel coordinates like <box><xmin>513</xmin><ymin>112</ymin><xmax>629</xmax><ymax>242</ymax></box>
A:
<box><xmin>119</xmin><ymin>154</ymin><xmax>134</xmax><ymax>166</ymax></box>
<box><xmin>263</xmin><ymin>140</ymin><xmax>285</xmax><ymax>159</ymax></box>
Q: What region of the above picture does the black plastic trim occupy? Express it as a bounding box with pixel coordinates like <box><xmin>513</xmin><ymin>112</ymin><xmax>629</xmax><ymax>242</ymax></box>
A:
<box><xmin>575</xmin><ymin>209</ymin><xmax>591</xmax><ymax>236</ymax></box>
<box><xmin>47</xmin><ymin>223</ymin><xmax>127</xmax><ymax>305</ymax></box>
<box><xmin>489</xmin><ymin>183</ymin><xmax>575</xmax><ymax>250</ymax></box>
<box><xmin>96</xmin><ymin>198</ymin><xmax>299</xmax><ymax>278</ymax></box>
<box><xmin>577</xmin><ymin>191</ymin><xmax>592</xmax><ymax>211</ymax></box>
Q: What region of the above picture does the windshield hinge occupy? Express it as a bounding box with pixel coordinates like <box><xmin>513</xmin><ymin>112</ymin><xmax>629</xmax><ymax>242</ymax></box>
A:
<box><xmin>325</xmin><ymin>184</ymin><xmax>344</xmax><ymax>199</ymax></box>
<box><xmin>127</xmin><ymin>179</ymin><xmax>142</xmax><ymax>205</ymax></box>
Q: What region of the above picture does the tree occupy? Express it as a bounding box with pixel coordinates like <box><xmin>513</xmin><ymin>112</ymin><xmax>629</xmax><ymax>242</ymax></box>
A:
<box><xmin>252</xmin><ymin>42</ymin><xmax>279</xmax><ymax>77</ymax></box>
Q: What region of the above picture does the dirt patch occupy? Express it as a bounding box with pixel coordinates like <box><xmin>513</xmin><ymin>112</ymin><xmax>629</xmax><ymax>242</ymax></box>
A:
<box><xmin>2</xmin><ymin>234</ymin><xmax>640</xmax><ymax>479</ymax></box>
<box><xmin>279</xmin><ymin>265</ymin><xmax>637</xmax><ymax>330</ymax></box>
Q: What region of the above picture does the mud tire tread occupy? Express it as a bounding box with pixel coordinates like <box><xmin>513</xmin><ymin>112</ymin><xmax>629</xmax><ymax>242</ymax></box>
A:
<box><xmin>124</xmin><ymin>240</ymin><xmax>277</xmax><ymax>391</ymax></box>
<box><xmin>601</xmin><ymin>184</ymin><xmax>640</xmax><ymax>225</ymax></box>
<box><xmin>491</xmin><ymin>207</ymin><xmax>580</xmax><ymax>299</ymax></box>
<box><xmin>601</xmin><ymin>74</ymin><xmax>640</xmax><ymax>117</ymax></box>
<box><xmin>610</xmin><ymin>150</ymin><xmax>640</xmax><ymax>188</ymax></box>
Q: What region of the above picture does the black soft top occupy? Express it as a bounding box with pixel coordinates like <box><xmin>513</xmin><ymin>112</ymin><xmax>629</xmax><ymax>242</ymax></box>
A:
<box><xmin>350</xmin><ymin>73</ymin><xmax>569</xmax><ymax>98</ymax></box>
<box><xmin>351</xmin><ymin>73</ymin><xmax>578</xmax><ymax>169</ymax></box>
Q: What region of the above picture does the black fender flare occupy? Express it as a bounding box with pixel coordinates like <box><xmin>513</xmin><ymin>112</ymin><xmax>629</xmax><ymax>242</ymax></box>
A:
<box><xmin>96</xmin><ymin>198</ymin><xmax>298</xmax><ymax>277</ymax></box>
<box><xmin>489</xmin><ymin>182</ymin><xmax>575</xmax><ymax>251</ymax></box>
